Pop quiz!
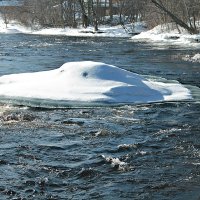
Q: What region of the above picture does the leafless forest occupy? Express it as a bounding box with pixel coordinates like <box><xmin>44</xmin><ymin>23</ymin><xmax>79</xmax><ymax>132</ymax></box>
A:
<box><xmin>1</xmin><ymin>0</ymin><xmax>200</xmax><ymax>34</ymax></box>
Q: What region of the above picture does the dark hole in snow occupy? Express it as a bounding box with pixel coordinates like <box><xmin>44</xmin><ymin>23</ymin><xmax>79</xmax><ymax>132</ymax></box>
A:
<box><xmin>60</xmin><ymin>70</ymin><xmax>64</xmax><ymax>73</ymax></box>
<box><xmin>82</xmin><ymin>72</ymin><xmax>88</xmax><ymax>77</ymax></box>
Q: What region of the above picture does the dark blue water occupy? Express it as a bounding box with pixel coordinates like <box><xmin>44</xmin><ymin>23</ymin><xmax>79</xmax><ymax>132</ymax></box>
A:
<box><xmin>0</xmin><ymin>34</ymin><xmax>200</xmax><ymax>200</ymax></box>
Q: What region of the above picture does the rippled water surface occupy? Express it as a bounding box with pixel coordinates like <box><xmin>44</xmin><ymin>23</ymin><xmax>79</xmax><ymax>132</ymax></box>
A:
<box><xmin>0</xmin><ymin>34</ymin><xmax>200</xmax><ymax>199</ymax></box>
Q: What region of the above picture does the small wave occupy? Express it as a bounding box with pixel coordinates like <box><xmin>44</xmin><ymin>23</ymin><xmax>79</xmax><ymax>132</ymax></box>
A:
<box><xmin>93</xmin><ymin>129</ymin><xmax>110</xmax><ymax>137</ymax></box>
<box><xmin>77</xmin><ymin>167</ymin><xmax>99</xmax><ymax>178</ymax></box>
<box><xmin>118</xmin><ymin>144</ymin><xmax>138</xmax><ymax>150</ymax></box>
<box><xmin>101</xmin><ymin>155</ymin><xmax>130</xmax><ymax>171</ymax></box>
<box><xmin>1</xmin><ymin>113</ymin><xmax>35</xmax><ymax>123</ymax></box>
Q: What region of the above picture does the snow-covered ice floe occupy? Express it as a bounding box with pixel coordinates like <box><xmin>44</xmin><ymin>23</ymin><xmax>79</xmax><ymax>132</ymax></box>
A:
<box><xmin>0</xmin><ymin>61</ymin><xmax>194</xmax><ymax>108</ymax></box>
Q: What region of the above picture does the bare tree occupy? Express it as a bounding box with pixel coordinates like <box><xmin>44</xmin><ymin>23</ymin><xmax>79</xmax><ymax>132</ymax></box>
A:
<box><xmin>78</xmin><ymin>0</ymin><xmax>89</xmax><ymax>28</ymax></box>
<box><xmin>4</xmin><ymin>0</ymin><xmax>199</xmax><ymax>35</ymax></box>
<box><xmin>1</xmin><ymin>7</ymin><xmax>9</xmax><ymax>28</ymax></box>
<box><xmin>151</xmin><ymin>0</ymin><xmax>199</xmax><ymax>34</ymax></box>
<box><xmin>91</xmin><ymin>0</ymin><xmax>98</xmax><ymax>31</ymax></box>
<box><xmin>109</xmin><ymin>0</ymin><xmax>113</xmax><ymax>21</ymax></box>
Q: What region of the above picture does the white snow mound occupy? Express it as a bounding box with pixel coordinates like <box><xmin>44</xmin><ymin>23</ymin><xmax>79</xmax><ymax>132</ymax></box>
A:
<box><xmin>0</xmin><ymin>61</ymin><xmax>192</xmax><ymax>105</ymax></box>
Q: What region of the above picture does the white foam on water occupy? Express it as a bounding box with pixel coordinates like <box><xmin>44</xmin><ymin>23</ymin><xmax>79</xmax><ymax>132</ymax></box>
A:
<box><xmin>183</xmin><ymin>53</ymin><xmax>200</xmax><ymax>63</ymax></box>
<box><xmin>101</xmin><ymin>155</ymin><xmax>128</xmax><ymax>171</ymax></box>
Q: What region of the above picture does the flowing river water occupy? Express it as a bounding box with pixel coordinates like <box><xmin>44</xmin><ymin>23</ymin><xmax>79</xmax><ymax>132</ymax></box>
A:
<box><xmin>0</xmin><ymin>34</ymin><xmax>200</xmax><ymax>199</ymax></box>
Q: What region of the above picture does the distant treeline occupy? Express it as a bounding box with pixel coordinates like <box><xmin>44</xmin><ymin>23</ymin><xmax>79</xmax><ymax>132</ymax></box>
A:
<box><xmin>1</xmin><ymin>0</ymin><xmax>200</xmax><ymax>34</ymax></box>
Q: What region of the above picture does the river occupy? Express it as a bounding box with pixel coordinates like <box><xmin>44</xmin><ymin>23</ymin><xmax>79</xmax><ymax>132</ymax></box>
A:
<box><xmin>0</xmin><ymin>34</ymin><xmax>200</xmax><ymax>199</ymax></box>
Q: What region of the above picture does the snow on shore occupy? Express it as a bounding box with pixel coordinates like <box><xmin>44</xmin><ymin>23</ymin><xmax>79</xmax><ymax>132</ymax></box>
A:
<box><xmin>0</xmin><ymin>19</ymin><xmax>30</xmax><ymax>34</ymax></box>
<box><xmin>132</xmin><ymin>24</ymin><xmax>200</xmax><ymax>48</ymax></box>
<box><xmin>0</xmin><ymin>16</ymin><xmax>129</xmax><ymax>37</ymax></box>
<box><xmin>0</xmin><ymin>61</ymin><xmax>192</xmax><ymax>106</ymax></box>
<box><xmin>32</xmin><ymin>25</ymin><xmax>129</xmax><ymax>37</ymax></box>
<box><xmin>1</xmin><ymin>15</ymin><xmax>200</xmax><ymax>45</ymax></box>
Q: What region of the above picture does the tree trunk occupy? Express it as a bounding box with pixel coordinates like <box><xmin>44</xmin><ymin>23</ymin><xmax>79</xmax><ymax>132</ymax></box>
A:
<box><xmin>109</xmin><ymin>0</ymin><xmax>113</xmax><ymax>22</ymax></box>
<box><xmin>151</xmin><ymin>0</ymin><xmax>199</xmax><ymax>34</ymax></box>
<box><xmin>91</xmin><ymin>0</ymin><xmax>98</xmax><ymax>31</ymax></box>
<box><xmin>78</xmin><ymin>0</ymin><xmax>89</xmax><ymax>28</ymax></box>
<box><xmin>60</xmin><ymin>0</ymin><xmax>65</xmax><ymax>28</ymax></box>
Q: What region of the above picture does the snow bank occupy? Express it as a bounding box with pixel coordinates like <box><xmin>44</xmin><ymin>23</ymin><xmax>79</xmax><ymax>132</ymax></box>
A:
<box><xmin>132</xmin><ymin>24</ymin><xmax>200</xmax><ymax>47</ymax></box>
<box><xmin>32</xmin><ymin>25</ymin><xmax>129</xmax><ymax>37</ymax></box>
<box><xmin>0</xmin><ymin>61</ymin><xmax>192</xmax><ymax>106</ymax></box>
<box><xmin>0</xmin><ymin>16</ymin><xmax>31</xmax><ymax>34</ymax></box>
<box><xmin>0</xmin><ymin>16</ymin><xmax>129</xmax><ymax>37</ymax></box>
